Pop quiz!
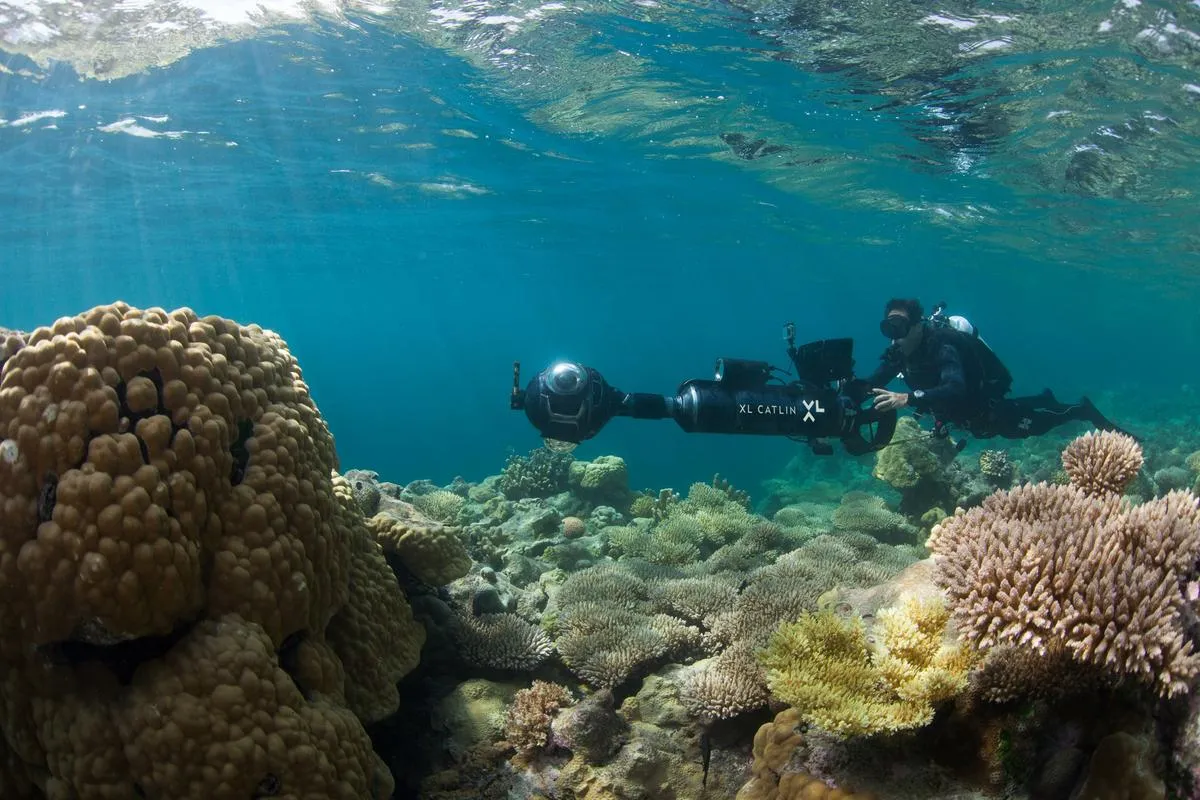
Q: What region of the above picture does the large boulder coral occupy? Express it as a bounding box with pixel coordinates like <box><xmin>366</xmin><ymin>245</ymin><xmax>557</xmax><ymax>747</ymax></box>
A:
<box><xmin>0</xmin><ymin>302</ymin><xmax>424</xmax><ymax>797</ymax></box>
<box><xmin>871</xmin><ymin>417</ymin><xmax>959</xmax><ymax>516</ymax></box>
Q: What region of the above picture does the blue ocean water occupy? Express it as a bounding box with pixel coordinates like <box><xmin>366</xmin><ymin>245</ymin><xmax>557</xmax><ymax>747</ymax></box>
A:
<box><xmin>1</xmin><ymin>5</ymin><xmax>1197</xmax><ymax>498</ymax></box>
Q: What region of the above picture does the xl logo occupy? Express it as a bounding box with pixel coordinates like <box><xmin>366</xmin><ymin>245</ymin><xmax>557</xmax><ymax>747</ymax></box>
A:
<box><xmin>802</xmin><ymin>399</ymin><xmax>825</xmax><ymax>422</ymax></box>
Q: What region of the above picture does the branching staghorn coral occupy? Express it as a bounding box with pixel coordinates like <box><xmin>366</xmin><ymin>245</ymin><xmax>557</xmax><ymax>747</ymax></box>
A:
<box><xmin>759</xmin><ymin>595</ymin><xmax>975</xmax><ymax>737</ymax></box>
<box><xmin>450</xmin><ymin>611</ymin><xmax>555</xmax><ymax>672</ymax></box>
<box><xmin>1060</xmin><ymin>429</ymin><xmax>1144</xmax><ymax>497</ymax></box>
<box><xmin>928</xmin><ymin>430</ymin><xmax>1200</xmax><ymax>697</ymax></box>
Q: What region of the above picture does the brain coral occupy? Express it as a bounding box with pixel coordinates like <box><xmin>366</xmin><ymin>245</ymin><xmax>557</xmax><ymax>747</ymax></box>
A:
<box><xmin>0</xmin><ymin>302</ymin><xmax>423</xmax><ymax>797</ymax></box>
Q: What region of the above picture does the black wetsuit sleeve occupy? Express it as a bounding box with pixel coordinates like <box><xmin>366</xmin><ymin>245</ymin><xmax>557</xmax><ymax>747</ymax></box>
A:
<box><xmin>867</xmin><ymin>347</ymin><xmax>903</xmax><ymax>387</ymax></box>
<box><xmin>910</xmin><ymin>343</ymin><xmax>967</xmax><ymax>411</ymax></box>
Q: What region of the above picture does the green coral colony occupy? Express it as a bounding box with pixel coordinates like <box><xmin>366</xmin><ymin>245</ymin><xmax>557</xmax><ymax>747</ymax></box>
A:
<box><xmin>1</xmin><ymin>304</ymin><xmax>1198</xmax><ymax>800</ymax></box>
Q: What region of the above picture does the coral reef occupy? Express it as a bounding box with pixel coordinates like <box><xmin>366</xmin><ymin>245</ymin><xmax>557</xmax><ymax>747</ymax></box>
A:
<box><xmin>319</xmin><ymin>405</ymin><xmax>1200</xmax><ymax>799</ymax></box>
<box><xmin>0</xmin><ymin>303</ymin><xmax>425</xmax><ymax>797</ymax></box>
<box><xmin>928</xmin><ymin>430</ymin><xmax>1200</xmax><ymax>696</ymax></box>
<box><xmin>346</xmin><ymin>417</ymin><xmax>1200</xmax><ymax>799</ymax></box>
<box><xmin>498</xmin><ymin>446</ymin><xmax>573</xmax><ymax>500</ymax></box>
<box><xmin>759</xmin><ymin>594</ymin><xmax>974</xmax><ymax>737</ymax></box>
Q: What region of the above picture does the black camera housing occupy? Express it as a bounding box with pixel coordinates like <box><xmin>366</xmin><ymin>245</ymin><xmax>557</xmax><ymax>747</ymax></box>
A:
<box><xmin>511</xmin><ymin>337</ymin><xmax>895</xmax><ymax>455</ymax></box>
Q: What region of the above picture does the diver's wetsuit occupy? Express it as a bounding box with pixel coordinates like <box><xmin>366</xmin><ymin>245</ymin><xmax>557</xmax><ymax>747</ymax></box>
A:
<box><xmin>867</xmin><ymin>323</ymin><xmax>1124</xmax><ymax>440</ymax></box>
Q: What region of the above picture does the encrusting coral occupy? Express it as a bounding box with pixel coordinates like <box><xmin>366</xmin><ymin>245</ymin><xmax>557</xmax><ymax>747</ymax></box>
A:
<box><xmin>366</xmin><ymin>509</ymin><xmax>472</xmax><ymax>586</ymax></box>
<box><xmin>326</xmin><ymin>477</ymin><xmax>427</xmax><ymax>725</ymax></box>
<box><xmin>0</xmin><ymin>302</ymin><xmax>428</xmax><ymax>797</ymax></box>
<box><xmin>928</xmin><ymin>430</ymin><xmax>1200</xmax><ymax>697</ymax></box>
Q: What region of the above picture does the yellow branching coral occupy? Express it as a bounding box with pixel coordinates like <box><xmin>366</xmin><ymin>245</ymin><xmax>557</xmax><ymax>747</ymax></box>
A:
<box><xmin>760</xmin><ymin>594</ymin><xmax>973</xmax><ymax>737</ymax></box>
<box><xmin>873</xmin><ymin>595</ymin><xmax>977</xmax><ymax>705</ymax></box>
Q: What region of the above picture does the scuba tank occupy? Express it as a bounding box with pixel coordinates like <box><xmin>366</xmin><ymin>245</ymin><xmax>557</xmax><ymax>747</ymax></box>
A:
<box><xmin>929</xmin><ymin>301</ymin><xmax>979</xmax><ymax>338</ymax></box>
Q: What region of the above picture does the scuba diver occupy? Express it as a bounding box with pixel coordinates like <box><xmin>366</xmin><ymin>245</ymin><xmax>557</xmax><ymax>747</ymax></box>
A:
<box><xmin>868</xmin><ymin>298</ymin><xmax>1130</xmax><ymax>441</ymax></box>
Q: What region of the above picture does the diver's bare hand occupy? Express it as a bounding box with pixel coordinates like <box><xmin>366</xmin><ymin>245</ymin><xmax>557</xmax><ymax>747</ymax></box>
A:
<box><xmin>871</xmin><ymin>389</ymin><xmax>909</xmax><ymax>412</ymax></box>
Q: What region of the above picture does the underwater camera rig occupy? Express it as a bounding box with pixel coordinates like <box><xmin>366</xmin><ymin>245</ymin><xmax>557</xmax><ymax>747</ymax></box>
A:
<box><xmin>509</xmin><ymin>324</ymin><xmax>897</xmax><ymax>456</ymax></box>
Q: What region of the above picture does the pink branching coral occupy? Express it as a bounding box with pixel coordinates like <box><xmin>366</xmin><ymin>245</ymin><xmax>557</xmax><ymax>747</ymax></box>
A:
<box><xmin>1061</xmin><ymin>429</ymin><xmax>1143</xmax><ymax>497</ymax></box>
<box><xmin>500</xmin><ymin>680</ymin><xmax>574</xmax><ymax>762</ymax></box>
<box><xmin>928</xmin><ymin>432</ymin><xmax>1200</xmax><ymax>697</ymax></box>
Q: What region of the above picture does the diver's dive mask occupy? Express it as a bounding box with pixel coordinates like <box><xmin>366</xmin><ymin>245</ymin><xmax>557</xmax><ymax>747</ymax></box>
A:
<box><xmin>879</xmin><ymin>314</ymin><xmax>915</xmax><ymax>340</ymax></box>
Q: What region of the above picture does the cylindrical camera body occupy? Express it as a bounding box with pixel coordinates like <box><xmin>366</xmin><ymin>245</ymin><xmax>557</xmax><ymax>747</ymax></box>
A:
<box><xmin>714</xmin><ymin>358</ymin><xmax>773</xmax><ymax>390</ymax></box>
<box><xmin>673</xmin><ymin>379</ymin><xmax>842</xmax><ymax>438</ymax></box>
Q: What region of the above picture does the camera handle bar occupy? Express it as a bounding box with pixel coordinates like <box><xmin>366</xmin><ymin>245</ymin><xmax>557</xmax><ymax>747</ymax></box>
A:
<box><xmin>509</xmin><ymin>336</ymin><xmax>897</xmax><ymax>456</ymax></box>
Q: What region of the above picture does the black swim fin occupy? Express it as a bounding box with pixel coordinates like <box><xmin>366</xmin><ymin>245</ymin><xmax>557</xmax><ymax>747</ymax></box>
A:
<box><xmin>1080</xmin><ymin>397</ymin><xmax>1139</xmax><ymax>442</ymax></box>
